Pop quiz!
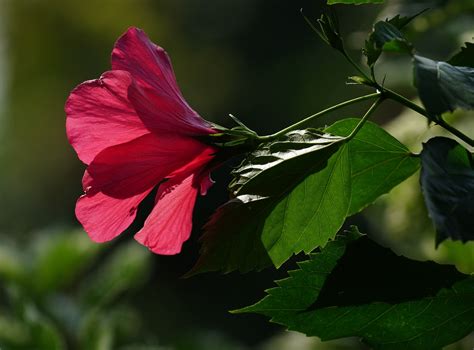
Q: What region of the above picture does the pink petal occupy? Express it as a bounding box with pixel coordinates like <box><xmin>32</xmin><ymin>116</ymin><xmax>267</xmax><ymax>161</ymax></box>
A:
<box><xmin>199</xmin><ymin>172</ymin><xmax>215</xmax><ymax>196</ymax></box>
<box><xmin>65</xmin><ymin>70</ymin><xmax>149</xmax><ymax>164</ymax></box>
<box><xmin>134</xmin><ymin>174</ymin><xmax>199</xmax><ymax>255</ymax></box>
<box><xmin>87</xmin><ymin>133</ymin><xmax>215</xmax><ymax>198</ymax></box>
<box><xmin>76</xmin><ymin>188</ymin><xmax>151</xmax><ymax>243</ymax></box>
<box><xmin>112</xmin><ymin>27</ymin><xmax>215</xmax><ymax>135</ymax></box>
<box><xmin>112</xmin><ymin>27</ymin><xmax>182</xmax><ymax>102</ymax></box>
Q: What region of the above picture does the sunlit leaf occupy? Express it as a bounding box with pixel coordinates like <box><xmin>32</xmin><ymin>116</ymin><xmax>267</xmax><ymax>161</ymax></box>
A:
<box><xmin>326</xmin><ymin>119</ymin><xmax>419</xmax><ymax>215</ymax></box>
<box><xmin>192</xmin><ymin>130</ymin><xmax>350</xmax><ymax>273</ymax></box>
<box><xmin>193</xmin><ymin>120</ymin><xmax>417</xmax><ymax>274</ymax></box>
<box><xmin>414</xmin><ymin>55</ymin><xmax>474</xmax><ymax>118</ymax></box>
<box><xmin>236</xmin><ymin>232</ymin><xmax>472</xmax><ymax>350</ymax></box>
<box><xmin>420</xmin><ymin>137</ymin><xmax>474</xmax><ymax>245</ymax></box>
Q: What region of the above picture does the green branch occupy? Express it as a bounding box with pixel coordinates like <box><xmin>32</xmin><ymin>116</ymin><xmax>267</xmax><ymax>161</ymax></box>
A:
<box><xmin>259</xmin><ymin>92</ymin><xmax>381</xmax><ymax>141</ymax></box>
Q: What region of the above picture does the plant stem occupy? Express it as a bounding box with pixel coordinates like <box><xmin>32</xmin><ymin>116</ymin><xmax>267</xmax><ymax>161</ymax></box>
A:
<box><xmin>381</xmin><ymin>87</ymin><xmax>429</xmax><ymax>118</ymax></box>
<box><xmin>259</xmin><ymin>92</ymin><xmax>381</xmax><ymax>141</ymax></box>
<box><xmin>342</xmin><ymin>50</ymin><xmax>372</xmax><ymax>83</ymax></box>
<box><xmin>382</xmin><ymin>87</ymin><xmax>474</xmax><ymax>147</ymax></box>
<box><xmin>437</xmin><ymin>117</ymin><xmax>474</xmax><ymax>147</ymax></box>
<box><xmin>348</xmin><ymin>97</ymin><xmax>384</xmax><ymax>139</ymax></box>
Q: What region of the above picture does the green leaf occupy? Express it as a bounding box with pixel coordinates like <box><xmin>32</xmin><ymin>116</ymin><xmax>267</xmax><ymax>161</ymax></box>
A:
<box><xmin>420</xmin><ymin>137</ymin><xmax>474</xmax><ymax>245</ymax></box>
<box><xmin>372</xmin><ymin>21</ymin><xmax>413</xmax><ymax>53</ymax></box>
<box><xmin>326</xmin><ymin>119</ymin><xmax>420</xmax><ymax>216</ymax></box>
<box><xmin>236</xmin><ymin>233</ymin><xmax>472</xmax><ymax>350</ymax></box>
<box><xmin>364</xmin><ymin>14</ymin><xmax>418</xmax><ymax>66</ymax></box>
<box><xmin>230</xmin><ymin>129</ymin><xmax>345</xmax><ymax>195</ymax></box>
<box><xmin>327</xmin><ymin>0</ymin><xmax>384</xmax><ymax>4</ymax></box>
<box><xmin>192</xmin><ymin>120</ymin><xmax>418</xmax><ymax>274</ymax></box>
<box><xmin>193</xmin><ymin>129</ymin><xmax>349</xmax><ymax>273</ymax></box>
<box><xmin>188</xmin><ymin>195</ymin><xmax>273</xmax><ymax>275</ymax></box>
<box><xmin>448</xmin><ymin>42</ymin><xmax>474</xmax><ymax>68</ymax></box>
<box><xmin>414</xmin><ymin>55</ymin><xmax>474</xmax><ymax>118</ymax></box>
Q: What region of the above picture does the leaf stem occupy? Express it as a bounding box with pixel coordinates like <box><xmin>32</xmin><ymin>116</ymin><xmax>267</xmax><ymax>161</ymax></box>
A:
<box><xmin>258</xmin><ymin>92</ymin><xmax>381</xmax><ymax>141</ymax></box>
<box><xmin>342</xmin><ymin>50</ymin><xmax>372</xmax><ymax>83</ymax></box>
<box><xmin>381</xmin><ymin>87</ymin><xmax>474</xmax><ymax>147</ymax></box>
<box><xmin>437</xmin><ymin>117</ymin><xmax>474</xmax><ymax>147</ymax></box>
<box><xmin>348</xmin><ymin>97</ymin><xmax>384</xmax><ymax>139</ymax></box>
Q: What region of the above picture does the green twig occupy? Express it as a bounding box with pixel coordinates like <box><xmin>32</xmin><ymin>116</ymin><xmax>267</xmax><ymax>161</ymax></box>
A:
<box><xmin>258</xmin><ymin>92</ymin><xmax>382</xmax><ymax>141</ymax></box>
<box><xmin>381</xmin><ymin>87</ymin><xmax>474</xmax><ymax>147</ymax></box>
<box><xmin>348</xmin><ymin>97</ymin><xmax>384</xmax><ymax>139</ymax></box>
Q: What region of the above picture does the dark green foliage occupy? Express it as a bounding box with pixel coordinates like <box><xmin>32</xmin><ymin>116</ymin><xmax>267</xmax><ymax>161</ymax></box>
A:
<box><xmin>237</xmin><ymin>232</ymin><xmax>472</xmax><ymax>350</ymax></box>
<box><xmin>0</xmin><ymin>230</ymin><xmax>152</xmax><ymax>350</ymax></box>
<box><xmin>420</xmin><ymin>137</ymin><xmax>474</xmax><ymax>245</ymax></box>
<box><xmin>414</xmin><ymin>55</ymin><xmax>474</xmax><ymax>118</ymax></box>
<box><xmin>195</xmin><ymin>129</ymin><xmax>350</xmax><ymax>271</ymax></box>
<box><xmin>364</xmin><ymin>14</ymin><xmax>418</xmax><ymax>66</ymax></box>
<box><xmin>448</xmin><ymin>42</ymin><xmax>474</xmax><ymax>68</ymax></box>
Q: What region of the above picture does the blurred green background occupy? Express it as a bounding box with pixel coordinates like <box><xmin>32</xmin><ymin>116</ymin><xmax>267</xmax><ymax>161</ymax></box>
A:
<box><xmin>0</xmin><ymin>0</ymin><xmax>473</xmax><ymax>349</ymax></box>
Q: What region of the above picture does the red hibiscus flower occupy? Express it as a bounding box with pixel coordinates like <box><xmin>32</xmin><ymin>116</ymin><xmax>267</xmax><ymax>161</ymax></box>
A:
<box><xmin>65</xmin><ymin>27</ymin><xmax>219</xmax><ymax>255</ymax></box>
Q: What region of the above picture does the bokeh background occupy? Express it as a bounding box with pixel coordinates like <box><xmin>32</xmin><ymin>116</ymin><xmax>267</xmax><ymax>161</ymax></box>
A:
<box><xmin>0</xmin><ymin>0</ymin><xmax>473</xmax><ymax>349</ymax></box>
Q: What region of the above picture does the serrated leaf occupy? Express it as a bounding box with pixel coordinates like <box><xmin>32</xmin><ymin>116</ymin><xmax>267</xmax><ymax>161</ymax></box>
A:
<box><xmin>414</xmin><ymin>55</ymin><xmax>474</xmax><ymax>118</ymax></box>
<box><xmin>193</xmin><ymin>130</ymin><xmax>349</xmax><ymax>273</ymax></box>
<box><xmin>237</xmin><ymin>233</ymin><xmax>472</xmax><ymax>350</ymax></box>
<box><xmin>448</xmin><ymin>42</ymin><xmax>474</xmax><ymax>68</ymax></box>
<box><xmin>372</xmin><ymin>21</ymin><xmax>413</xmax><ymax>53</ymax></box>
<box><xmin>230</xmin><ymin>129</ymin><xmax>345</xmax><ymax>195</ymax></box>
<box><xmin>364</xmin><ymin>14</ymin><xmax>417</xmax><ymax>66</ymax></box>
<box><xmin>420</xmin><ymin>137</ymin><xmax>474</xmax><ymax>245</ymax></box>
<box><xmin>327</xmin><ymin>0</ymin><xmax>384</xmax><ymax>4</ymax></box>
<box><xmin>326</xmin><ymin>119</ymin><xmax>419</xmax><ymax>216</ymax></box>
<box><xmin>188</xmin><ymin>195</ymin><xmax>274</xmax><ymax>275</ymax></box>
<box><xmin>193</xmin><ymin>120</ymin><xmax>418</xmax><ymax>274</ymax></box>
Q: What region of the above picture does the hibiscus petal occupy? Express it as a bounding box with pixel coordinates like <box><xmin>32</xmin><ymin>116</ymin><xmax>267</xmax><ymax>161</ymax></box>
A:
<box><xmin>112</xmin><ymin>27</ymin><xmax>215</xmax><ymax>135</ymax></box>
<box><xmin>76</xmin><ymin>189</ymin><xmax>151</xmax><ymax>243</ymax></box>
<box><xmin>112</xmin><ymin>27</ymin><xmax>182</xmax><ymax>101</ymax></box>
<box><xmin>199</xmin><ymin>172</ymin><xmax>215</xmax><ymax>196</ymax></box>
<box><xmin>87</xmin><ymin>133</ymin><xmax>215</xmax><ymax>198</ymax></box>
<box><xmin>65</xmin><ymin>70</ymin><xmax>149</xmax><ymax>164</ymax></box>
<box><xmin>134</xmin><ymin>174</ymin><xmax>199</xmax><ymax>255</ymax></box>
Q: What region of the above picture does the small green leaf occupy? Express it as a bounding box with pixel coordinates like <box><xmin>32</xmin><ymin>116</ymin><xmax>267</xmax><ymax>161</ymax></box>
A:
<box><xmin>420</xmin><ymin>137</ymin><xmax>474</xmax><ymax>245</ymax></box>
<box><xmin>327</xmin><ymin>0</ymin><xmax>384</xmax><ymax>4</ymax></box>
<box><xmin>326</xmin><ymin>119</ymin><xmax>420</xmax><ymax>215</ymax></box>
<box><xmin>364</xmin><ymin>14</ymin><xmax>418</xmax><ymax>66</ymax></box>
<box><xmin>237</xmin><ymin>233</ymin><xmax>472</xmax><ymax>350</ymax></box>
<box><xmin>414</xmin><ymin>55</ymin><xmax>474</xmax><ymax>118</ymax></box>
<box><xmin>372</xmin><ymin>21</ymin><xmax>412</xmax><ymax>53</ymax></box>
<box><xmin>448</xmin><ymin>42</ymin><xmax>474</xmax><ymax>68</ymax></box>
